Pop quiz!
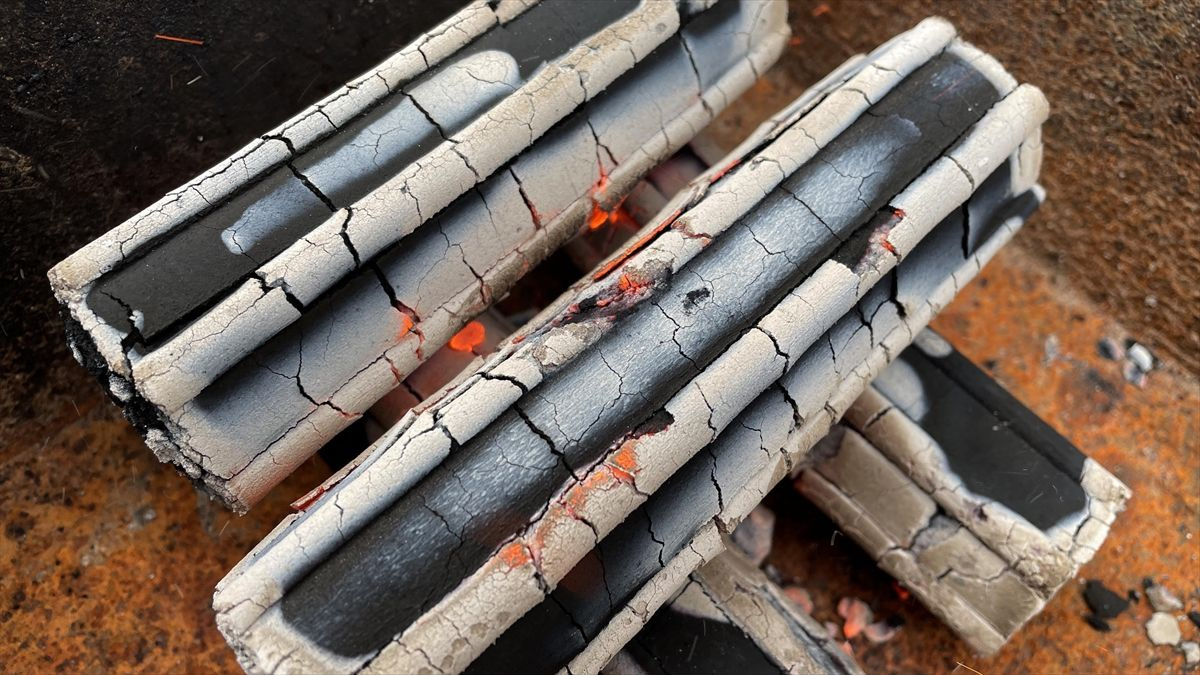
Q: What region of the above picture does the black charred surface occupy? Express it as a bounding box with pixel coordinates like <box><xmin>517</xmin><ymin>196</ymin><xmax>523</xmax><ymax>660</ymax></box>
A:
<box><xmin>278</xmin><ymin>52</ymin><xmax>1003</xmax><ymax>658</ymax></box>
<box><xmin>877</xmin><ymin>320</ymin><xmax>1088</xmax><ymax>531</ymax></box>
<box><xmin>61</xmin><ymin>310</ymin><xmax>170</xmax><ymax>448</ymax></box>
<box><xmin>625</xmin><ymin>601</ymin><xmax>782</xmax><ymax>675</ymax></box>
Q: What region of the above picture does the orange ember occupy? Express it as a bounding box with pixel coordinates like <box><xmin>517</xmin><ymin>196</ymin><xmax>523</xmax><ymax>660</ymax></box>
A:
<box><xmin>588</xmin><ymin>202</ymin><xmax>609</xmax><ymax>230</ymax></box>
<box><xmin>449</xmin><ymin>320</ymin><xmax>486</xmax><ymax>352</ymax></box>
<box><xmin>593</xmin><ymin>206</ymin><xmax>683</xmax><ymax>280</ymax></box>
<box><xmin>588</xmin><ymin>199</ymin><xmax>636</xmax><ymax>232</ymax></box>
<box><xmin>398</xmin><ymin>313</ymin><xmax>414</xmax><ymax>339</ymax></box>
<box><xmin>498</xmin><ymin>542</ymin><xmax>531</xmax><ymax>568</ymax></box>
<box><xmin>608</xmin><ymin>444</ymin><xmax>639</xmax><ymax>483</ymax></box>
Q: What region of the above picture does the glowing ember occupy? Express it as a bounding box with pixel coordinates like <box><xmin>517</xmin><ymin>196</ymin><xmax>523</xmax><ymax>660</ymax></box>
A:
<box><xmin>837</xmin><ymin>596</ymin><xmax>874</xmax><ymax>640</ymax></box>
<box><xmin>588</xmin><ymin>199</ymin><xmax>637</xmax><ymax>231</ymax></box>
<box><xmin>448</xmin><ymin>320</ymin><xmax>486</xmax><ymax>352</ymax></box>
<box><xmin>498</xmin><ymin>542</ymin><xmax>531</xmax><ymax>569</ymax></box>
<box><xmin>588</xmin><ymin>202</ymin><xmax>609</xmax><ymax>230</ymax></box>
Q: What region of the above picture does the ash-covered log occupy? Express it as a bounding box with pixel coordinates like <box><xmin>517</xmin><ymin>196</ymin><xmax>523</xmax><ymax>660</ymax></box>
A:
<box><xmin>612</xmin><ymin>545</ymin><xmax>863</xmax><ymax>675</ymax></box>
<box><xmin>485</xmin><ymin>151</ymin><xmax>1041</xmax><ymax>675</ymax></box>
<box><xmin>47</xmin><ymin>0</ymin><xmax>789</xmax><ymax>511</ymax></box>
<box><xmin>795</xmin><ymin>331</ymin><xmax>1131</xmax><ymax>655</ymax></box>
<box><xmin>213</xmin><ymin>17</ymin><xmax>1047</xmax><ymax>674</ymax></box>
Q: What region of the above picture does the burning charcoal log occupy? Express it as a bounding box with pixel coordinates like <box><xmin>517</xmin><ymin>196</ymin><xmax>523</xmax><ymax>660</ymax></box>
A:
<box><xmin>214</xmin><ymin>17</ymin><xmax>1047</xmax><ymax>674</ymax></box>
<box><xmin>795</xmin><ymin>331</ymin><xmax>1131</xmax><ymax>655</ymax></box>
<box><xmin>49</xmin><ymin>0</ymin><xmax>789</xmax><ymax>512</ymax></box>
<box><xmin>613</xmin><ymin>546</ymin><xmax>863</xmax><ymax>675</ymax></box>
<box><xmin>542</xmin><ymin>150</ymin><xmax>1040</xmax><ymax>675</ymax></box>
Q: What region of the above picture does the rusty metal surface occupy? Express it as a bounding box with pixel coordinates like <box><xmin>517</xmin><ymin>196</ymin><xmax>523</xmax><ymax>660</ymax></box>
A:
<box><xmin>2</xmin><ymin>243</ymin><xmax>1195</xmax><ymax>673</ymax></box>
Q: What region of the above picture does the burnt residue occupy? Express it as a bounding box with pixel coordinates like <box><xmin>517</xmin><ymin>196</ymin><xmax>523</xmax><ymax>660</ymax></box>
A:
<box><xmin>560</xmin><ymin>260</ymin><xmax>673</xmax><ymax>326</ymax></box>
<box><xmin>683</xmin><ymin>286</ymin><xmax>712</xmax><ymax>313</ymax></box>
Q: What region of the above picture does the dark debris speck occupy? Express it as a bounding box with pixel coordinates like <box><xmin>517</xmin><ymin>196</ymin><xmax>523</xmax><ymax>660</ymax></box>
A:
<box><xmin>1083</xmin><ymin>579</ymin><xmax>1130</xmax><ymax>620</ymax></box>
<box><xmin>1084</xmin><ymin>614</ymin><xmax>1112</xmax><ymax>632</ymax></box>
<box><xmin>1097</xmin><ymin>337</ymin><xmax>1122</xmax><ymax>361</ymax></box>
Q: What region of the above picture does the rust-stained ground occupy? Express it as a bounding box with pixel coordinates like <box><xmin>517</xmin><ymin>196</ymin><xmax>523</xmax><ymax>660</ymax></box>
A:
<box><xmin>2</xmin><ymin>243</ymin><xmax>1196</xmax><ymax>673</ymax></box>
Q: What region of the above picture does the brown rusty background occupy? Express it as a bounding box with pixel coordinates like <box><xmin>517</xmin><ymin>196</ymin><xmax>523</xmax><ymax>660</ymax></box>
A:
<box><xmin>1</xmin><ymin>0</ymin><xmax>1198</xmax><ymax>672</ymax></box>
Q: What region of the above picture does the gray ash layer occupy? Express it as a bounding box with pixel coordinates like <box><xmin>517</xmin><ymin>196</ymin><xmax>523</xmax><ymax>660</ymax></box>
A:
<box><xmin>87</xmin><ymin>0</ymin><xmax>640</xmax><ymax>343</ymax></box>
<box><xmin>52</xmin><ymin>0</ymin><xmax>788</xmax><ymax>512</ymax></box>
<box><xmin>468</xmin><ymin>165</ymin><xmax>1036</xmax><ymax>674</ymax></box>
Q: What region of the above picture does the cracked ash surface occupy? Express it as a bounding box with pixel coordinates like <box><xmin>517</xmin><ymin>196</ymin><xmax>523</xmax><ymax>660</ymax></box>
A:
<box><xmin>42</xmin><ymin>0</ymin><xmax>787</xmax><ymax>512</ymax></box>
<box><xmin>797</xmin><ymin>330</ymin><xmax>1130</xmax><ymax>655</ymax></box>
<box><xmin>211</xmin><ymin>21</ymin><xmax>1052</xmax><ymax>673</ymax></box>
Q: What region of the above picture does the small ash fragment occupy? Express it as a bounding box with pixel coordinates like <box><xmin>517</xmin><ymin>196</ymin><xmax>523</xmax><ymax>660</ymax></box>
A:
<box><xmin>1084</xmin><ymin>614</ymin><xmax>1112</xmax><ymax>632</ymax></box>
<box><xmin>863</xmin><ymin>617</ymin><xmax>903</xmax><ymax>644</ymax></box>
<box><xmin>1123</xmin><ymin>362</ymin><xmax>1147</xmax><ymax>388</ymax></box>
<box><xmin>1146</xmin><ymin>612</ymin><xmax>1182</xmax><ymax>646</ymax></box>
<box><xmin>128</xmin><ymin>505</ymin><xmax>157</xmax><ymax>530</ymax></box>
<box><xmin>1122</xmin><ymin>341</ymin><xmax>1155</xmax><ymax>387</ymax></box>
<box><xmin>1128</xmin><ymin>342</ymin><xmax>1154</xmax><ymax>372</ymax></box>
<box><xmin>1084</xmin><ymin>579</ymin><xmax>1130</xmax><ymax>619</ymax></box>
<box><xmin>1188</xmin><ymin>611</ymin><xmax>1200</xmax><ymax>631</ymax></box>
<box><xmin>1043</xmin><ymin>334</ymin><xmax>1061</xmax><ymax>364</ymax></box>
<box><xmin>837</xmin><ymin>597</ymin><xmax>874</xmax><ymax>639</ymax></box>
<box><xmin>1181</xmin><ymin>641</ymin><xmax>1200</xmax><ymax>667</ymax></box>
<box><xmin>1146</xmin><ymin>582</ymin><xmax>1184</xmax><ymax>612</ymax></box>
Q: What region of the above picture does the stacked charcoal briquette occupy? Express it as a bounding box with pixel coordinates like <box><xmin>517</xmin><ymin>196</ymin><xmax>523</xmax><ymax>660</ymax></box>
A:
<box><xmin>796</xmin><ymin>330</ymin><xmax>1131</xmax><ymax>655</ymax></box>
<box><xmin>213</xmin><ymin>17</ymin><xmax>1051</xmax><ymax>674</ymax></box>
